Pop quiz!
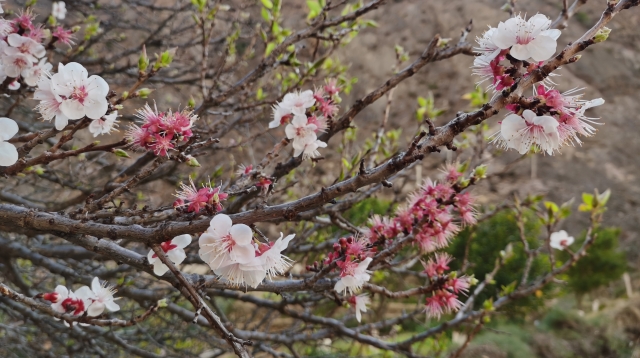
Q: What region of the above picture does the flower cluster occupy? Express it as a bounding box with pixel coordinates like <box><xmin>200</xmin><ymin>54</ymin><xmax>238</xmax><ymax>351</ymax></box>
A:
<box><xmin>173</xmin><ymin>178</ymin><xmax>228</xmax><ymax>214</ymax></box>
<box><xmin>472</xmin><ymin>13</ymin><xmax>605</xmax><ymax>155</ymax></box>
<box><xmin>198</xmin><ymin>214</ymin><xmax>294</xmax><ymax>288</ymax></box>
<box><xmin>422</xmin><ymin>254</ymin><xmax>472</xmax><ymax>319</ymax></box>
<box><xmin>473</xmin><ymin>14</ymin><xmax>561</xmax><ymax>92</ymax></box>
<box><xmin>494</xmin><ymin>85</ymin><xmax>604</xmax><ymax>155</ymax></box>
<box><xmin>368</xmin><ymin>167</ymin><xmax>476</xmax><ymax>253</ymax></box>
<box><xmin>0</xmin><ymin>117</ymin><xmax>18</xmax><ymax>166</ymax></box>
<box><xmin>41</xmin><ymin>277</ymin><xmax>120</xmax><ymax>320</ymax></box>
<box><xmin>0</xmin><ymin>11</ymin><xmax>48</xmax><ymax>90</ymax></box>
<box><xmin>147</xmin><ymin>234</ymin><xmax>192</xmax><ymax>276</ymax></box>
<box><xmin>34</xmin><ymin>62</ymin><xmax>112</xmax><ymax>131</ymax></box>
<box><xmin>126</xmin><ymin>103</ymin><xmax>197</xmax><ymax>157</ymax></box>
<box><xmin>0</xmin><ymin>9</ymin><xmax>73</xmax><ymax>90</ymax></box>
<box><xmin>269</xmin><ymin>79</ymin><xmax>341</xmax><ymax>160</ymax></box>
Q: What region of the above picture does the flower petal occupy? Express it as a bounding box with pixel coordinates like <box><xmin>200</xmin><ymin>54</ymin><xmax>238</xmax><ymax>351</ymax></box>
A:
<box><xmin>0</xmin><ymin>117</ymin><xmax>18</xmax><ymax>141</ymax></box>
<box><xmin>526</xmin><ymin>35</ymin><xmax>557</xmax><ymax>62</ymax></box>
<box><xmin>0</xmin><ymin>142</ymin><xmax>18</xmax><ymax>166</ymax></box>
<box><xmin>230</xmin><ymin>224</ymin><xmax>253</xmax><ymax>246</ymax></box>
<box><xmin>171</xmin><ymin>234</ymin><xmax>192</xmax><ymax>249</ymax></box>
<box><xmin>509</xmin><ymin>44</ymin><xmax>531</xmax><ymax>61</ymax></box>
<box><xmin>153</xmin><ymin>261</ymin><xmax>170</xmax><ymax>276</ymax></box>
<box><xmin>167</xmin><ymin>248</ymin><xmax>186</xmax><ymax>265</ymax></box>
<box><xmin>208</xmin><ymin>214</ymin><xmax>233</xmax><ymax>237</ymax></box>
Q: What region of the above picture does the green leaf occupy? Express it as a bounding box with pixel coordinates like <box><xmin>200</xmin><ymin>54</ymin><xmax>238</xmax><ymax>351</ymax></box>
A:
<box><xmin>307</xmin><ymin>0</ymin><xmax>322</xmax><ymax>19</ymax></box>
<box><xmin>544</xmin><ymin>201</ymin><xmax>559</xmax><ymax>213</ymax></box>
<box><xmin>265</xmin><ymin>42</ymin><xmax>276</xmax><ymax>56</ymax></box>
<box><xmin>417</xmin><ymin>96</ymin><xmax>427</xmax><ymax>108</ymax></box>
<box><xmin>260</xmin><ymin>0</ymin><xmax>273</xmax><ymax>9</ymax></box>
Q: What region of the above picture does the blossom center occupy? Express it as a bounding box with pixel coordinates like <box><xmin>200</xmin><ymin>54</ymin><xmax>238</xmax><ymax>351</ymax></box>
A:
<box><xmin>70</xmin><ymin>86</ymin><xmax>89</xmax><ymax>104</ymax></box>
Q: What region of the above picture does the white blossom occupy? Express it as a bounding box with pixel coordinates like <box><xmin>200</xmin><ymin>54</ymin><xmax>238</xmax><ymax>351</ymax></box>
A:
<box><xmin>300</xmin><ymin>139</ymin><xmax>327</xmax><ymax>160</ymax></box>
<box><xmin>5</xmin><ymin>33</ymin><xmax>46</xmax><ymax>62</ymax></box>
<box><xmin>52</xmin><ymin>2</ymin><xmax>67</xmax><ymax>20</ymax></box>
<box><xmin>0</xmin><ymin>117</ymin><xmax>18</xmax><ymax>167</ymax></box>
<box><xmin>22</xmin><ymin>57</ymin><xmax>52</xmax><ymax>87</ymax></box>
<box><xmin>257</xmin><ymin>233</ymin><xmax>295</xmax><ymax>278</ymax></box>
<box><xmin>496</xmin><ymin>109</ymin><xmax>560</xmax><ymax>155</ymax></box>
<box><xmin>280</xmin><ymin>90</ymin><xmax>315</xmax><ymax>115</ymax></box>
<box><xmin>269</xmin><ymin>103</ymin><xmax>291</xmax><ymax>129</ymax></box>
<box><xmin>492</xmin><ymin>14</ymin><xmax>561</xmax><ymax>62</ymax></box>
<box><xmin>474</xmin><ymin>27</ymin><xmax>500</xmax><ymax>60</ymax></box>
<box><xmin>334</xmin><ymin>257</ymin><xmax>372</xmax><ymax>296</ymax></box>
<box><xmin>34</xmin><ymin>74</ymin><xmax>69</xmax><ymax>130</ymax></box>
<box><xmin>74</xmin><ymin>277</ymin><xmax>120</xmax><ymax>317</ymax></box>
<box><xmin>50</xmin><ymin>62</ymin><xmax>109</xmax><ymax>121</ymax></box>
<box><xmin>550</xmin><ymin>230</ymin><xmax>574</xmax><ymax>250</ymax></box>
<box><xmin>147</xmin><ymin>234</ymin><xmax>192</xmax><ymax>276</ymax></box>
<box><xmin>199</xmin><ymin>214</ymin><xmax>266</xmax><ymax>288</ymax></box>
<box><xmin>89</xmin><ymin>111</ymin><xmax>118</xmax><ymax>137</ymax></box>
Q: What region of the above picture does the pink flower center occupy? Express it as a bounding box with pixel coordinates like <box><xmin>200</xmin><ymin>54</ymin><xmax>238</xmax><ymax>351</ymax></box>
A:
<box><xmin>18</xmin><ymin>43</ymin><xmax>31</xmax><ymax>54</ymax></box>
<box><xmin>222</xmin><ymin>234</ymin><xmax>236</xmax><ymax>253</ymax></box>
<box><xmin>13</xmin><ymin>57</ymin><xmax>28</xmax><ymax>68</ymax></box>
<box><xmin>70</xmin><ymin>86</ymin><xmax>89</xmax><ymax>104</ymax></box>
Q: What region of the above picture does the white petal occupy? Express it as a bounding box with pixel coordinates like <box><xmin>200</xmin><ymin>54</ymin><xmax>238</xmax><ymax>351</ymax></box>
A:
<box><xmin>91</xmin><ymin>277</ymin><xmax>101</xmax><ymax>293</ymax></box>
<box><xmin>527</xmin><ymin>14</ymin><xmax>552</xmax><ymax>38</ymax></box>
<box><xmin>55</xmin><ymin>113</ymin><xmax>69</xmax><ymax>130</ymax></box>
<box><xmin>172</xmin><ymin>234</ymin><xmax>192</xmax><ymax>248</ymax></box>
<box><xmin>167</xmin><ymin>248</ymin><xmax>186</xmax><ymax>265</ymax></box>
<box><xmin>87</xmin><ymin>302</ymin><xmax>105</xmax><ymax>317</ymax></box>
<box><xmin>230</xmin><ymin>243</ymin><xmax>256</xmax><ymax>265</ymax></box>
<box><xmin>230</xmin><ymin>224</ymin><xmax>253</xmax><ymax>246</ymax></box>
<box><xmin>0</xmin><ymin>142</ymin><xmax>18</xmax><ymax>166</ymax></box>
<box><xmin>284</xmin><ymin>124</ymin><xmax>296</xmax><ymax>139</ymax></box>
<box><xmin>208</xmin><ymin>214</ymin><xmax>232</xmax><ymax>237</ymax></box>
<box><xmin>83</xmin><ymin>98</ymin><xmax>108</xmax><ymax>120</ymax></box>
<box><xmin>54</xmin><ymin>285</ymin><xmax>69</xmax><ymax>297</ymax></box>
<box><xmin>74</xmin><ymin>286</ymin><xmax>95</xmax><ymax>301</ymax></box>
<box><xmin>0</xmin><ymin>117</ymin><xmax>18</xmax><ymax>141</ymax></box>
<box><xmin>243</xmin><ymin>268</ymin><xmax>266</xmax><ymax>289</ymax></box>
<box><xmin>509</xmin><ymin>44</ymin><xmax>531</xmax><ymax>61</ymax></box>
<box><xmin>541</xmin><ymin>29</ymin><xmax>562</xmax><ymax>40</ymax></box>
<box><xmin>533</xmin><ymin>115</ymin><xmax>559</xmax><ymax>134</ymax></box>
<box><xmin>86</xmin><ymin>75</ymin><xmax>110</xmax><ymax>98</ymax></box>
<box><xmin>526</xmin><ymin>35</ymin><xmax>557</xmax><ymax>62</ymax></box>
<box><xmin>105</xmin><ymin>300</ymin><xmax>120</xmax><ymax>312</ymax></box>
<box><xmin>199</xmin><ymin>232</ymin><xmax>217</xmax><ymax>246</ymax></box>
<box><xmin>492</xmin><ymin>21</ymin><xmax>518</xmax><ymax>49</ymax></box>
<box><xmin>60</xmin><ymin>100</ymin><xmax>85</xmax><ymax>120</ymax></box>
<box><xmin>291</xmin><ymin>113</ymin><xmax>308</xmax><ymax>127</ymax></box>
<box><xmin>153</xmin><ymin>261</ymin><xmax>170</xmax><ymax>276</ymax></box>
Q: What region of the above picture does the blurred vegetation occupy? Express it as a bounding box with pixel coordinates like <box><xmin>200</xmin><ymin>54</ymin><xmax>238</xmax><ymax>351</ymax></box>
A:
<box><xmin>448</xmin><ymin>210</ymin><xmax>550</xmax><ymax>317</ymax></box>
<box><xmin>562</xmin><ymin>227</ymin><xmax>627</xmax><ymax>301</ymax></box>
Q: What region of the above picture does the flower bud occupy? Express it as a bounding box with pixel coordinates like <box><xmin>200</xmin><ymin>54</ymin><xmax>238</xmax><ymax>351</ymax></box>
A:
<box><xmin>186</xmin><ymin>155</ymin><xmax>201</xmax><ymax>167</ymax></box>
<box><xmin>157</xmin><ymin>298</ymin><xmax>168</xmax><ymax>308</ymax></box>
<box><xmin>42</xmin><ymin>292</ymin><xmax>60</xmax><ymax>303</ymax></box>
<box><xmin>594</xmin><ymin>27</ymin><xmax>611</xmax><ymax>43</ymax></box>
<box><xmin>135</xmin><ymin>88</ymin><xmax>153</xmax><ymax>98</ymax></box>
<box><xmin>139</xmin><ymin>45</ymin><xmax>150</xmax><ymax>72</ymax></box>
<box><xmin>113</xmin><ymin>149</ymin><xmax>131</xmax><ymax>158</ymax></box>
<box><xmin>188</xmin><ymin>97</ymin><xmax>196</xmax><ymax>108</ymax></box>
<box><xmin>472</xmin><ymin>164</ymin><xmax>487</xmax><ymax>179</ymax></box>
